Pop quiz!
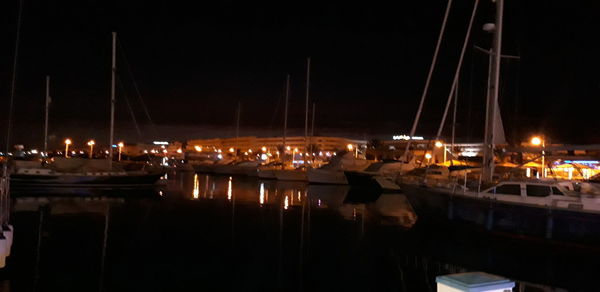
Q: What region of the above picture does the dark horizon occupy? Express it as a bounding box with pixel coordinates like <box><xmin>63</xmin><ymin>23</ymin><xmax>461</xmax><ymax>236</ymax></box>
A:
<box><xmin>2</xmin><ymin>0</ymin><xmax>600</xmax><ymax>150</ymax></box>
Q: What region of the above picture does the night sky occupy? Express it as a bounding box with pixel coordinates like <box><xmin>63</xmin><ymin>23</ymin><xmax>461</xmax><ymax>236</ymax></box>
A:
<box><xmin>1</xmin><ymin>0</ymin><xmax>599</xmax><ymax>150</ymax></box>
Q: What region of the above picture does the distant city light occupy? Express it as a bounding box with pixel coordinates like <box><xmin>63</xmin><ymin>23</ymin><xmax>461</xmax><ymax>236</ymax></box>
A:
<box><xmin>435</xmin><ymin>141</ymin><xmax>443</xmax><ymax>148</ymax></box>
<box><xmin>194</xmin><ymin>145</ymin><xmax>202</xmax><ymax>152</ymax></box>
<box><xmin>531</xmin><ymin>136</ymin><xmax>542</xmax><ymax>146</ymax></box>
<box><xmin>393</xmin><ymin>135</ymin><xmax>424</xmax><ymax>141</ymax></box>
<box><xmin>153</xmin><ymin>141</ymin><xmax>169</xmax><ymax>145</ymax></box>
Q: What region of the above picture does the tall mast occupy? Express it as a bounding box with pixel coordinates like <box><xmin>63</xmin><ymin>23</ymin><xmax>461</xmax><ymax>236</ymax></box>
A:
<box><xmin>481</xmin><ymin>0</ymin><xmax>504</xmax><ymax>183</ymax></box>
<box><xmin>44</xmin><ymin>76</ymin><xmax>50</xmax><ymax>155</ymax></box>
<box><xmin>235</xmin><ymin>101</ymin><xmax>241</xmax><ymax>157</ymax></box>
<box><xmin>310</xmin><ymin>102</ymin><xmax>315</xmax><ymax>137</ymax></box>
<box><xmin>282</xmin><ymin>75</ymin><xmax>290</xmax><ymax>167</ymax></box>
<box><xmin>304</xmin><ymin>57</ymin><xmax>310</xmax><ymax>161</ymax></box>
<box><xmin>109</xmin><ymin>32</ymin><xmax>116</xmax><ymax>169</ymax></box>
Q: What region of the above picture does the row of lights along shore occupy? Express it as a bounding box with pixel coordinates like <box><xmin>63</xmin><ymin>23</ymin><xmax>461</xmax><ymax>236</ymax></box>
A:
<box><xmin>62</xmin><ymin>139</ymin><xmax>124</xmax><ymax>161</ymax></box>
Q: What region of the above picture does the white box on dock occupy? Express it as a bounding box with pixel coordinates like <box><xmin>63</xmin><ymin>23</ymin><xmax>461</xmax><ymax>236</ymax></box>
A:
<box><xmin>436</xmin><ymin>272</ymin><xmax>514</xmax><ymax>292</ymax></box>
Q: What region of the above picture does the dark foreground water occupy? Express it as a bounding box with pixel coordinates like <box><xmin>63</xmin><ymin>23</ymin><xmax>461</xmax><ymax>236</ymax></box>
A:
<box><xmin>1</xmin><ymin>171</ymin><xmax>599</xmax><ymax>291</ymax></box>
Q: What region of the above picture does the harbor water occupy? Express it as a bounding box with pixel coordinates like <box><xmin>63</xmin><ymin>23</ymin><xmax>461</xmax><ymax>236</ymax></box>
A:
<box><xmin>1</xmin><ymin>170</ymin><xmax>599</xmax><ymax>291</ymax></box>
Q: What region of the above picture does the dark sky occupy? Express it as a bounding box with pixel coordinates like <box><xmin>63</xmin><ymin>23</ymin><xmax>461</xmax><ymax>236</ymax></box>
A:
<box><xmin>1</xmin><ymin>0</ymin><xmax>599</xmax><ymax>150</ymax></box>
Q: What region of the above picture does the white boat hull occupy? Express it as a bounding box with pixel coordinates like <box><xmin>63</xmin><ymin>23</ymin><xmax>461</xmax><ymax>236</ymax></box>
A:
<box><xmin>274</xmin><ymin>169</ymin><xmax>307</xmax><ymax>181</ymax></box>
<box><xmin>307</xmin><ymin>168</ymin><xmax>347</xmax><ymax>184</ymax></box>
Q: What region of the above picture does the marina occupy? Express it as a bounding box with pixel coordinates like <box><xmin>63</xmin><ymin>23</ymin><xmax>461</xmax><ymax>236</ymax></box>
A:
<box><xmin>2</xmin><ymin>0</ymin><xmax>600</xmax><ymax>291</ymax></box>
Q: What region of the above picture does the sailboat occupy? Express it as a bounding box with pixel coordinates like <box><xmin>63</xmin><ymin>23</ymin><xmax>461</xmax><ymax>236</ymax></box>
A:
<box><xmin>398</xmin><ymin>0</ymin><xmax>600</xmax><ymax>245</ymax></box>
<box><xmin>9</xmin><ymin>32</ymin><xmax>165</xmax><ymax>191</ymax></box>
<box><xmin>273</xmin><ymin>58</ymin><xmax>312</xmax><ymax>182</ymax></box>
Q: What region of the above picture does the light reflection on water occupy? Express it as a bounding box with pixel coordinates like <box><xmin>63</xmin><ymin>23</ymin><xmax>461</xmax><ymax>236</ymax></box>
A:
<box><xmin>192</xmin><ymin>174</ymin><xmax>199</xmax><ymax>199</ymax></box>
<box><xmin>4</xmin><ymin>171</ymin><xmax>598</xmax><ymax>291</ymax></box>
<box><xmin>184</xmin><ymin>173</ymin><xmax>417</xmax><ymax>228</ymax></box>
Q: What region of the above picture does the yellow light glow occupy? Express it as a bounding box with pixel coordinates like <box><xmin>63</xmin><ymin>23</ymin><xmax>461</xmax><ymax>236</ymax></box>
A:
<box><xmin>193</xmin><ymin>174</ymin><xmax>199</xmax><ymax>199</ymax></box>
<box><xmin>261</xmin><ymin>146</ymin><xmax>267</xmax><ymax>152</ymax></box>
<box><xmin>259</xmin><ymin>182</ymin><xmax>265</xmax><ymax>205</ymax></box>
<box><xmin>286</xmin><ymin>146</ymin><xmax>291</xmax><ymax>151</ymax></box>
<box><xmin>248</xmin><ymin>149</ymin><xmax>253</xmax><ymax>153</ymax></box>
<box><xmin>229</xmin><ymin>147</ymin><xmax>235</xmax><ymax>153</ymax></box>
<box><xmin>294</xmin><ymin>147</ymin><xmax>298</xmax><ymax>152</ymax></box>
<box><xmin>531</xmin><ymin>136</ymin><xmax>542</xmax><ymax>146</ymax></box>
<box><xmin>65</xmin><ymin>139</ymin><xmax>72</xmax><ymax>145</ymax></box>
<box><xmin>177</xmin><ymin>148</ymin><xmax>183</xmax><ymax>154</ymax></box>
<box><xmin>435</xmin><ymin>141</ymin><xmax>443</xmax><ymax>148</ymax></box>
<box><xmin>227</xmin><ymin>176</ymin><xmax>233</xmax><ymax>201</ymax></box>
<box><xmin>347</xmin><ymin>144</ymin><xmax>353</xmax><ymax>150</ymax></box>
<box><xmin>425</xmin><ymin>153</ymin><xmax>432</xmax><ymax>159</ymax></box>
<box><xmin>87</xmin><ymin>140</ymin><xmax>95</xmax><ymax>146</ymax></box>
<box><xmin>118</xmin><ymin>142</ymin><xmax>124</xmax><ymax>148</ymax></box>
<box><xmin>194</xmin><ymin>145</ymin><xmax>202</xmax><ymax>152</ymax></box>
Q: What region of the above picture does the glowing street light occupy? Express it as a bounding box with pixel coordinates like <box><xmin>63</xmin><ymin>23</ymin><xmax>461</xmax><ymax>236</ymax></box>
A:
<box><xmin>530</xmin><ymin>136</ymin><xmax>546</xmax><ymax>178</ymax></box>
<box><xmin>118</xmin><ymin>142</ymin><xmax>124</xmax><ymax>161</ymax></box>
<box><xmin>347</xmin><ymin>144</ymin><xmax>358</xmax><ymax>158</ymax></box>
<box><xmin>261</xmin><ymin>146</ymin><xmax>267</xmax><ymax>152</ymax></box>
<box><xmin>435</xmin><ymin>141</ymin><xmax>444</xmax><ymax>148</ymax></box>
<box><xmin>194</xmin><ymin>145</ymin><xmax>202</xmax><ymax>152</ymax></box>
<box><xmin>87</xmin><ymin>140</ymin><xmax>95</xmax><ymax>159</ymax></box>
<box><xmin>64</xmin><ymin>139</ymin><xmax>72</xmax><ymax>158</ymax></box>
<box><xmin>229</xmin><ymin>147</ymin><xmax>235</xmax><ymax>153</ymax></box>
<box><xmin>425</xmin><ymin>152</ymin><xmax>432</xmax><ymax>164</ymax></box>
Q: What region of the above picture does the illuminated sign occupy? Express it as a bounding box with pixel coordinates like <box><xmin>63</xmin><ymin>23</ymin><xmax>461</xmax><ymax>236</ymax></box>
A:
<box><xmin>564</xmin><ymin>160</ymin><xmax>599</xmax><ymax>165</ymax></box>
<box><xmin>153</xmin><ymin>141</ymin><xmax>169</xmax><ymax>145</ymax></box>
<box><xmin>392</xmin><ymin>135</ymin><xmax>424</xmax><ymax>141</ymax></box>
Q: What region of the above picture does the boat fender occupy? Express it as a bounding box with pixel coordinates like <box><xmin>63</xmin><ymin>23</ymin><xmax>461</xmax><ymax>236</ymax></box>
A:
<box><xmin>2</xmin><ymin>225</ymin><xmax>13</xmax><ymax>256</ymax></box>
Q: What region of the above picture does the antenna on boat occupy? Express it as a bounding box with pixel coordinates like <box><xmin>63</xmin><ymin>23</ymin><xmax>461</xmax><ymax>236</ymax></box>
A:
<box><xmin>44</xmin><ymin>76</ymin><xmax>50</xmax><ymax>156</ymax></box>
<box><xmin>109</xmin><ymin>32</ymin><xmax>117</xmax><ymax>169</ymax></box>
<box><xmin>481</xmin><ymin>0</ymin><xmax>504</xmax><ymax>184</ymax></box>
<box><xmin>282</xmin><ymin>75</ymin><xmax>290</xmax><ymax>169</ymax></box>
<box><xmin>304</xmin><ymin>57</ymin><xmax>311</xmax><ymax>165</ymax></box>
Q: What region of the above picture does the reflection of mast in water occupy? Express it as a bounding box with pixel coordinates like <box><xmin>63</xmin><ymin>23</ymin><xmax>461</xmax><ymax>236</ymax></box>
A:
<box><xmin>203</xmin><ymin>175</ymin><xmax>209</xmax><ymax>198</ymax></box>
<box><xmin>277</xmin><ymin>192</ymin><xmax>284</xmax><ymax>289</ymax></box>
<box><xmin>98</xmin><ymin>204</ymin><xmax>110</xmax><ymax>292</ymax></box>
<box><xmin>230</xmin><ymin>176</ymin><xmax>235</xmax><ymax>248</ymax></box>
<box><xmin>33</xmin><ymin>205</ymin><xmax>46</xmax><ymax>291</ymax></box>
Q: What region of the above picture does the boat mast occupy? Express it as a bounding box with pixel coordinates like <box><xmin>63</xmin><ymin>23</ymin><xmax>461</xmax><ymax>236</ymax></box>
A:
<box><xmin>304</xmin><ymin>57</ymin><xmax>310</xmax><ymax>164</ymax></box>
<box><xmin>44</xmin><ymin>76</ymin><xmax>50</xmax><ymax>155</ymax></box>
<box><xmin>235</xmin><ymin>101</ymin><xmax>241</xmax><ymax>158</ymax></box>
<box><xmin>282</xmin><ymin>75</ymin><xmax>290</xmax><ymax>168</ymax></box>
<box><xmin>481</xmin><ymin>0</ymin><xmax>504</xmax><ymax>183</ymax></box>
<box><xmin>109</xmin><ymin>32</ymin><xmax>116</xmax><ymax>169</ymax></box>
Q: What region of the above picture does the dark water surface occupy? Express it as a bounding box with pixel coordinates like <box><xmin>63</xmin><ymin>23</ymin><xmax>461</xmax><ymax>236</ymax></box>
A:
<box><xmin>1</xmin><ymin>171</ymin><xmax>599</xmax><ymax>291</ymax></box>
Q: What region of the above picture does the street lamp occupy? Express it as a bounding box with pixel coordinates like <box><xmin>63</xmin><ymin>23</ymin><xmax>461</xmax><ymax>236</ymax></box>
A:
<box><xmin>87</xmin><ymin>140</ymin><xmax>95</xmax><ymax>159</ymax></box>
<box><xmin>425</xmin><ymin>153</ymin><xmax>432</xmax><ymax>165</ymax></box>
<box><xmin>530</xmin><ymin>136</ymin><xmax>546</xmax><ymax>178</ymax></box>
<box><xmin>64</xmin><ymin>139</ymin><xmax>72</xmax><ymax>158</ymax></box>
<box><xmin>118</xmin><ymin>142</ymin><xmax>124</xmax><ymax>161</ymax></box>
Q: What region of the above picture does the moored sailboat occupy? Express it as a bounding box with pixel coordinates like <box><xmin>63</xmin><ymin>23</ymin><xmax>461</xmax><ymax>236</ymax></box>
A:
<box><xmin>10</xmin><ymin>32</ymin><xmax>165</xmax><ymax>191</ymax></box>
